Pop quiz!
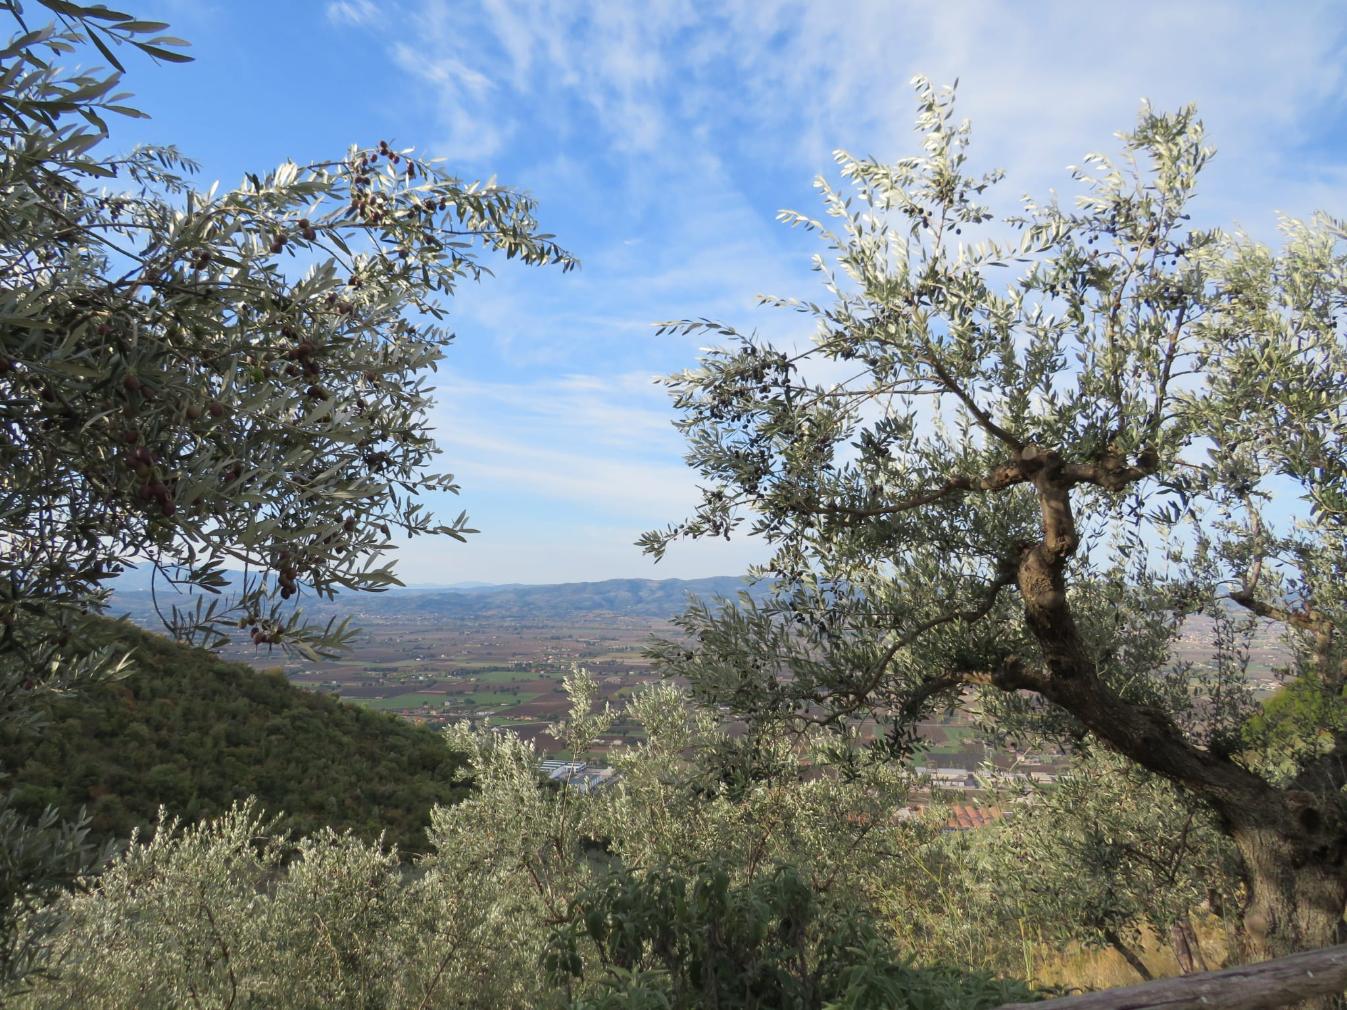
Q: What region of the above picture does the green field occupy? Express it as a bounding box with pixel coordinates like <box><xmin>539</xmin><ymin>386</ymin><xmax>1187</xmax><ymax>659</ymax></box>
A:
<box><xmin>459</xmin><ymin>690</ymin><xmax>540</xmax><ymax>707</ymax></box>
<box><xmin>351</xmin><ymin>692</ymin><xmax>448</xmax><ymax>711</ymax></box>
<box><xmin>471</xmin><ymin>668</ymin><xmax>543</xmax><ymax>685</ymax></box>
<box><xmin>349</xmin><ymin>688</ymin><xmax>543</xmax><ymax>713</ymax></box>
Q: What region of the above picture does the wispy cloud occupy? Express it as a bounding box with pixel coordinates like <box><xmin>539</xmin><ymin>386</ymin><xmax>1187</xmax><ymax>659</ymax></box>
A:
<box><xmin>396</xmin><ymin>521</ymin><xmax>767</xmax><ymax>586</ymax></box>
<box><xmin>399</xmin><ymin>372</ymin><xmax>772</xmax><ymax>584</ymax></box>
<box><xmin>383</xmin><ymin>1</ymin><xmax>1344</xmax><ymax>222</ymax></box>
<box><xmin>318</xmin><ymin>0</ymin><xmax>1347</xmax><ymax>583</ymax></box>
<box><xmin>389</xmin><ymin>38</ymin><xmax>509</xmax><ymax>160</ymax></box>
<box><xmin>430</xmin><ymin>371</ymin><xmax>679</xmax><ymax>458</ymax></box>
<box><xmin>325</xmin><ymin>0</ymin><xmax>380</xmax><ymax>27</ymax></box>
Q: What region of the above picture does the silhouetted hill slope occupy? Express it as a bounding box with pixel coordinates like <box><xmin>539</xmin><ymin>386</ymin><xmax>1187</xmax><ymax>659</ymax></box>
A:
<box><xmin>0</xmin><ymin>621</ymin><xmax>467</xmax><ymax>853</ymax></box>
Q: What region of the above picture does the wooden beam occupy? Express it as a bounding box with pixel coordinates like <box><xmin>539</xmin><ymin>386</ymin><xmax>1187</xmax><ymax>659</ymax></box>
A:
<box><xmin>995</xmin><ymin>945</ymin><xmax>1347</xmax><ymax>1010</ymax></box>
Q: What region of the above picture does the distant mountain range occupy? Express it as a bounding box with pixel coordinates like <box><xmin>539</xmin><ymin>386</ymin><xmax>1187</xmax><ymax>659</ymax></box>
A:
<box><xmin>107</xmin><ymin>568</ymin><xmax>530</xmax><ymax>594</ymax></box>
<box><xmin>112</xmin><ymin>574</ymin><xmax>768</xmax><ymax>621</ymax></box>
<box><xmin>376</xmin><ymin>576</ymin><xmax>768</xmax><ymax>619</ymax></box>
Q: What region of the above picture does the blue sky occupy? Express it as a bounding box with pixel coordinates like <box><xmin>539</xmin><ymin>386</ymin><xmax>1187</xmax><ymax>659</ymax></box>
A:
<box><xmin>111</xmin><ymin>1</ymin><xmax>1346</xmax><ymax>585</ymax></box>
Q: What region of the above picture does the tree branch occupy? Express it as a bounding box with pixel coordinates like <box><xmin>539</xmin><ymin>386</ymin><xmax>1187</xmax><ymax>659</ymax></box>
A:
<box><xmin>873</xmin><ymin>569</ymin><xmax>1018</xmax><ymax>685</ymax></box>
<box><xmin>1103</xmin><ymin>927</ymin><xmax>1155</xmax><ymax>982</ymax></box>
<box><xmin>925</xmin><ymin>354</ymin><xmax>1025</xmax><ymax>451</ymax></box>
<box><xmin>1060</xmin><ymin>449</ymin><xmax>1160</xmax><ymax>492</ymax></box>
<box><xmin>1226</xmin><ymin>589</ymin><xmax>1325</xmax><ymax>636</ymax></box>
<box><xmin>1149</xmin><ymin>303</ymin><xmax>1188</xmax><ymax>437</ymax></box>
<box><xmin>808</xmin><ymin>461</ymin><xmax>1031</xmax><ymax>519</ymax></box>
<box><xmin>1006</xmin><ymin>470</ymin><xmax>1280</xmax><ymax>818</ymax></box>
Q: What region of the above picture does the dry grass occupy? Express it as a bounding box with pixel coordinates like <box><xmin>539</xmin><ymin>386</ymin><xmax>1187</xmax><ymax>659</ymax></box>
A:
<box><xmin>1031</xmin><ymin>916</ymin><xmax>1235</xmax><ymax>992</ymax></box>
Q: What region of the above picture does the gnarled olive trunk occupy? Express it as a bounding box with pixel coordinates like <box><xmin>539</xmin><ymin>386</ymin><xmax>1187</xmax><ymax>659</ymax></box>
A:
<box><xmin>1013</xmin><ymin>466</ymin><xmax>1347</xmax><ymax>1000</ymax></box>
<box><xmin>1233</xmin><ymin>823</ymin><xmax>1347</xmax><ymax>962</ymax></box>
<box><xmin>1234</xmin><ymin>825</ymin><xmax>1347</xmax><ymax>1010</ymax></box>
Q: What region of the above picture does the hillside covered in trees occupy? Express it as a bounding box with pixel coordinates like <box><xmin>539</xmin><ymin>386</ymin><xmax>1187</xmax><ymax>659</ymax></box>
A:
<box><xmin>0</xmin><ymin>622</ymin><xmax>467</xmax><ymax>854</ymax></box>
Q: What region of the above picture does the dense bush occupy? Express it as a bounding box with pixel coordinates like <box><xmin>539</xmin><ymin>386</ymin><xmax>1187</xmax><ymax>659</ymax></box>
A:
<box><xmin>13</xmin><ymin>676</ymin><xmax>1039</xmax><ymax>1009</ymax></box>
<box><xmin>549</xmin><ymin>860</ymin><xmax>1035</xmax><ymax>1010</ymax></box>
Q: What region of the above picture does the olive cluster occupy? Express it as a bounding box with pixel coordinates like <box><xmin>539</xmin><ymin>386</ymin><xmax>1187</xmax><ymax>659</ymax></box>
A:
<box><xmin>246</xmin><ymin>622</ymin><xmax>280</xmax><ymax>646</ymax></box>
<box><xmin>272</xmin><ymin>548</ymin><xmax>301</xmax><ymax>601</ymax></box>
<box><xmin>264</xmin><ymin>509</ymin><xmax>374</xmax><ymax>606</ymax></box>
<box><xmin>282</xmin><ymin>336</ymin><xmax>329</xmax><ymax>400</ymax></box>
<box><xmin>122</xmin><ymin>439</ymin><xmax>175</xmax><ymax>517</ymax></box>
<box><xmin>113</xmin><ymin>357</ymin><xmax>235</xmax><ymax>518</ymax></box>
<box><xmin>347</xmin><ymin>143</ymin><xmax>446</xmax><ymax>228</ymax></box>
<box><xmin>696</xmin><ymin>345</ymin><xmax>792</xmax><ymax>425</ymax></box>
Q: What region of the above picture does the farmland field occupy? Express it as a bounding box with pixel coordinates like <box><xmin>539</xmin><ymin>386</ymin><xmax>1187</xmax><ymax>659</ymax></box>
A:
<box><xmin>115</xmin><ymin>585</ymin><xmax>1291</xmax><ymax>761</ymax></box>
<box><xmin>354</xmin><ymin>692</ymin><xmax>450</xmax><ymax>711</ymax></box>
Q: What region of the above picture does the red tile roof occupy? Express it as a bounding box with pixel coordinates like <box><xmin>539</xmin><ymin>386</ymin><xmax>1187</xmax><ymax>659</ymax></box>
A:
<box><xmin>945</xmin><ymin>804</ymin><xmax>1004</xmax><ymax>831</ymax></box>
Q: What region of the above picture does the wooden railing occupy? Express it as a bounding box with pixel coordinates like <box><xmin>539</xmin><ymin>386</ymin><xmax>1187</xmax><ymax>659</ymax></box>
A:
<box><xmin>995</xmin><ymin>944</ymin><xmax>1347</xmax><ymax>1010</ymax></box>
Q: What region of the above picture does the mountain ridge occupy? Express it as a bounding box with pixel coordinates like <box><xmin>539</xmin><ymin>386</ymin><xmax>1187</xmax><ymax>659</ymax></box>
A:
<box><xmin>114</xmin><ymin>575</ymin><xmax>770</xmax><ymax>621</ymax></box>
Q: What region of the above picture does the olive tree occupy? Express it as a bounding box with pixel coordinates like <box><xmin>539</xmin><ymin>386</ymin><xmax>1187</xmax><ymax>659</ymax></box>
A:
<box><xmin>0</xmin><ymin>0</ymin><xmax>572</xmax><ymax>984</ymax></box>
<box><xmin>645</xmin><ymin>78</ymin><xmax>1347</xmax><ymax>962</ymax></box>
<box><xmin>17</xmin><ymin>681</ymin><xmax>1028</xmax><ymax>1009</ymax></box>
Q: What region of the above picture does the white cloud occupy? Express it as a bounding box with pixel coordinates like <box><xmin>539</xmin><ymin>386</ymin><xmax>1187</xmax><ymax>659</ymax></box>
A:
<box><xmin>325</xmin><ymin>0</ymin><xmax>380</xmax><ymax>27</ymax></box>
<box><xmin>381</xmin><ymin>0</ymin><xmax>1346</xmax><ymax>247</ymax></box>
<box><xmin>427</xmin><ymin>371</ymin><xmax>685</xmax><ymax>511</ymax></box>
<box><xmin>346</xmin><ymin>1</ymin><xmax>1344</xmax><ymax>187</ymax></box>
<box><xmin>439</xmin><ymin>440</ymin><xmax>692</xmax><ymax>519</ymax></box>
<box><xmin>749</xmin><ymin>1</ymin><xmax>1347</xmax><ymax>233</ymax></box>
<box><xmin>388</xmin><ymin>40</ymin><xmax>510</xmax><ymax>160</ymax></box>
<box><xmin>398</xmin><ymin>369</ymin><xmax>776</xmax><ymax>582</ymax></box>
<box><xmin>391</xmin><ymin>521</ymin><xmax>765</xmax><ymax>585</ymax></box>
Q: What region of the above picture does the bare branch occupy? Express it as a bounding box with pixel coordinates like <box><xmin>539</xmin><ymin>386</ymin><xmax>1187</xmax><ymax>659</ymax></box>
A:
<box><xmin>1226</xmin><ymin>589</ymin><xmax>1323</xmax><ymax>635</ymax></box>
